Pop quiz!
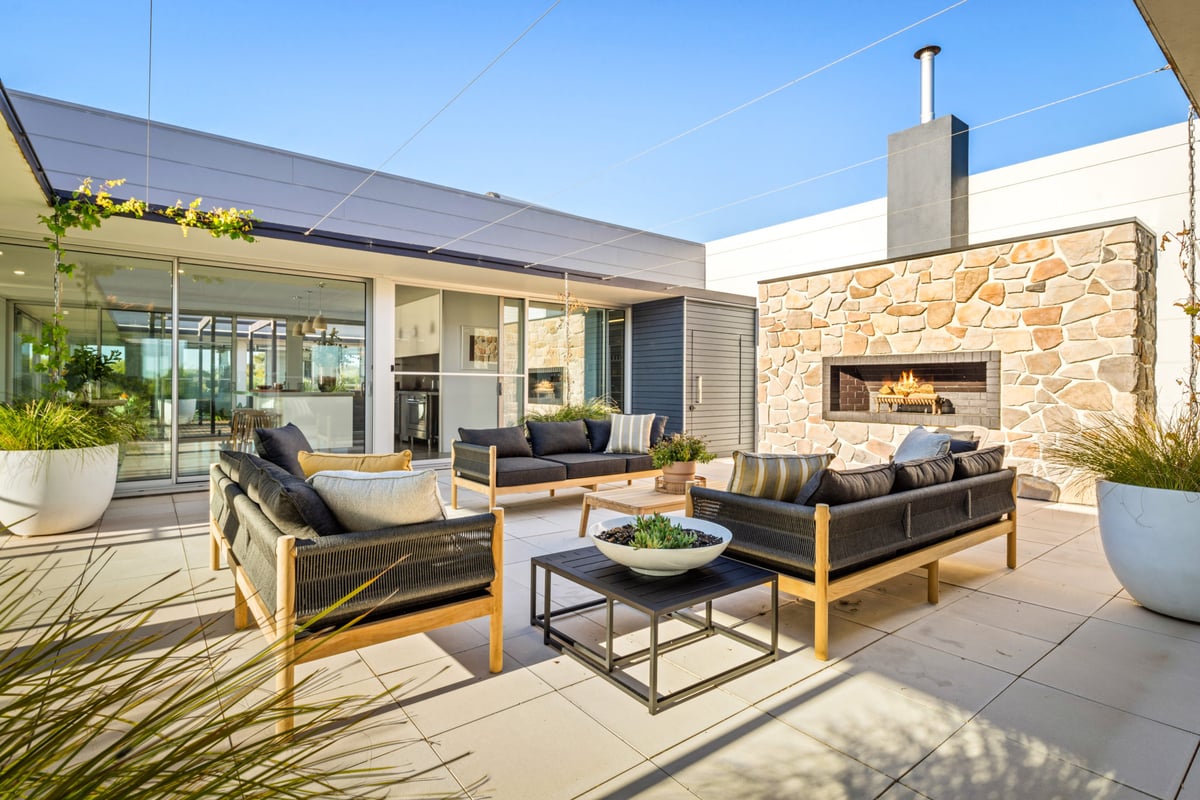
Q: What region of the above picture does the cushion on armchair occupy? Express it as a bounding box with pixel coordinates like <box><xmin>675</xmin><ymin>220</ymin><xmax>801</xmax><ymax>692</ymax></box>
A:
<box><xmin>527</xmin><ymin>420</ymin><xmax>590</xmax><ymax>456</ymax></box>
<box><xmin>298</xmin><ymin>450</ymin><xmax>412</xmax><ymax>477</ymax></box>
<box><xmin>253</xmin><ymin>423</ymin><xmax>314</xmax><ymax>478</ymax></box>
<box><xmin>458</xmin><ymin>425</ymin><xmax>533</xmax><ymax>458</ymax></box>
<box><xmin>727</xmin><ymin>451</ymin><xmax>832</xmax><ymax>501</ymax></box>
<box><xmin>243</xmin><ymin>455</ymin><xmax>342</xmax><ymax>538</ymax></box>
<box><xmin>308</xmin><ymin>469</ymin><xmax>445</xmax><ymax>531</ymax></box>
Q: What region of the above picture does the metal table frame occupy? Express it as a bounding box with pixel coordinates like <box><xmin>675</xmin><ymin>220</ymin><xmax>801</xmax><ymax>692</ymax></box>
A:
<box><xmin>530</xmin><ymin>549</ymin><xmax>778</xmax><ymax>713</ymax></box>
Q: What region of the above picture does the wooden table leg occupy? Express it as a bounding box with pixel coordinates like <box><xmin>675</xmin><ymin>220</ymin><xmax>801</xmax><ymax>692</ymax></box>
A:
<box><xmin>578</xmin><ymin>496</ymin><xmax>592</xmax><ymax>537</ymax></box>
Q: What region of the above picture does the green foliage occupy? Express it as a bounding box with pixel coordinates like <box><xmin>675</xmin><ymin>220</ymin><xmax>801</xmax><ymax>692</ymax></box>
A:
<box><xmin>521</xmin><ymin>396</ymin><xmax>620</xmax><ymax>423</ymax></box>
<box><xmin>0</xmin><ymin>400</ymin><xmax>142</xmax><ymax>451</ymax></box>
<box><xmin>29</xmin><ymin>178</ymin><xmax>255</xmax><ymax>399</ymax></box>
<box><xmin>650</xmin><ymin>432</ymin><xmax>716</xmax><ymax>468</ymax></box>
<box><xmin>65</xmin><ymin>346</ymin><xmax>121</xmax><ymax>390</ymax></box>
<box><xmin>1043</xmin><ymin>412</ymin><xmax>1200</xmax><ymax>493</ymax></box>
<box><xmin>0</xmin><ymin>563</ymin><xmax>447</xmax><ymax>799</ymax></box>
<box><xmin>630</xmin><ymin>514</ymin><xmax>696</xmax><ymax>549</ymax></box>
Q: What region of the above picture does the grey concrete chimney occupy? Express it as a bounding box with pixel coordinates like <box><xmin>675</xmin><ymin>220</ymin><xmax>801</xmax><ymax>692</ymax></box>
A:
<box><xmin>886</xmin><ymin>45</ymin><xmax>968</xmax><ymax>260</ymax></box>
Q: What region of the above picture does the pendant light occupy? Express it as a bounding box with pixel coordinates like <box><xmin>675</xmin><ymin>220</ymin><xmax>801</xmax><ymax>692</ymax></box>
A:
<box><xmin>302</xmin><ymin>291</ymin><xmax>314</xmax><ymax>335</ymax></box>
<box><xmin>313</xmin><ymin>281</ymin><xmax>327</xmax><ymax>331</ymax></box>
<box><xmin>291</xmin><ymin>295</ymin><xmax>305</xmax><ymax>337</ymax></box>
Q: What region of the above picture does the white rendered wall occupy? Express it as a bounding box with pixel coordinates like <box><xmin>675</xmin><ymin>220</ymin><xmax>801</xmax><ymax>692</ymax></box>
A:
<box><xmin>706</xmin><ymin>122</ymin><xmax>1195</xmax><ymax>415</ymax></box>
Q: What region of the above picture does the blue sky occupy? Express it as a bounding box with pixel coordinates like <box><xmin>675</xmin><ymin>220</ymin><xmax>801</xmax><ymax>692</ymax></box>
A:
<box><xmin>0</xmin><ymin>1</ymin><xmax>1186</xmax><ymax>243</ymax></box>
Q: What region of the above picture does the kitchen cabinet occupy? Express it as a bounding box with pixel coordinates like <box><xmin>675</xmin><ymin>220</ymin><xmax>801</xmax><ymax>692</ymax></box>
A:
<box><xmin>395</xmin><ymin>293</ymin><xmax>441</xmax><ymax>357</ymax></box>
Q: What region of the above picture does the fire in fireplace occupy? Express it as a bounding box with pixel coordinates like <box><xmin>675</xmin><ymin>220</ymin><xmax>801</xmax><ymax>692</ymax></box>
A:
<box><xmin>877</xmin><ymin>370</ymin><xmax>942</xmax><ymax>414</ymax></box>
<box><xmin>822</xmin><ymin>352</ymin><xmax>1000</xmax><ymax>428</ymax></box>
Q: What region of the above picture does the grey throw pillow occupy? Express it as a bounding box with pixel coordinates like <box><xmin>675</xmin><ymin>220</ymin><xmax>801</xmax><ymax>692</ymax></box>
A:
<box><xmin>585</xmin><ymin>418</ymin><xmax>612</xmax><ymax>452</ymax></box>
<box><xmin>796</xmin><ymin>463</ymin><xmax>895</xmax><ymax>506</ymax></box>
<box><xmin>894</xmin><ymin>426</ymin><xmax>952</xmax><ymax>463</ymax></box>
<box><xmin>458</xmin><ymin>426</ymin><xmax>533</xmax><ymax>458</ymax></box>
<box><xmin>527</xmin><ymin>420</ymin><xmax>590</xmax><ymax>456</ymax></box>
<box><xmin>253</xmin><ymin>422</ymin><xmax>314</xmax><ymax>479</ymax></box>
<box><xmin>892</xmin><ymin>454</ymin><xmax>955</xmax><ymax>492</ymax></box>
<box><xmin>952</xmin><ymin>446</ymin><xmax>1006</xmax><ymax>479</ymax></box>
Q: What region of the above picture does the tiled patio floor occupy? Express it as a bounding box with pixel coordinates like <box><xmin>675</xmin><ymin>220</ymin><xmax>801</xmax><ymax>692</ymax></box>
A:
<box><xmin>4</xmin><ymin>461</ymin><xmax>1199</xmax><ymax>799</ymax></box>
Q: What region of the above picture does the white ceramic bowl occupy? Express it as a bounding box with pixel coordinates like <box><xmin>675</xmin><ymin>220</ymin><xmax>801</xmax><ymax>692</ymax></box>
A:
<box><xmin>589</xmin><ymin>515</ymin><xmax>732</xmax><ymax>576</ymax></box>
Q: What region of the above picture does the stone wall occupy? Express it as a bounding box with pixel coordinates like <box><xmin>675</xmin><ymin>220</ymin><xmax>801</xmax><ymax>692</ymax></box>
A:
<box><xmin>757</xmin><ymin>221</ymin><xmax>1157</xmax><ymax>500</ymax></box>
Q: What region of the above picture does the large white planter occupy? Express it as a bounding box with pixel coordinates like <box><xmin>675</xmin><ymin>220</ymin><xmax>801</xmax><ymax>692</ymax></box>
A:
<box><xmin>1097</xmin><ymin>480</ymin><xmax>1200</xmax><ymax>623</ymax></box>
<box><xmin>0</xmin><ymin>445</ymin><xmax>118</xmax><ymax>536</ymax></box>
<box><xmin>589</xmin><ymin>515</ymin><xmax>731</xmax><ymax>576</ymax></box>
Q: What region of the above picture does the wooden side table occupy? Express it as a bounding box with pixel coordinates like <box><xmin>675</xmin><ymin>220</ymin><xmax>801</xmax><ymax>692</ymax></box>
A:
<box><xmin>577</xmin><ymin>485</ymin><xmax>693</xmax><ymax>538</ymax></box>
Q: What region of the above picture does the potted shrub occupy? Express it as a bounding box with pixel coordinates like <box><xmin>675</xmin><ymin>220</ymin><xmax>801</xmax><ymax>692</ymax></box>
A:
<box><xmin>0</xmin><ymin>400</ymin><xmax>141</xmax><ymax>536</ymax></box>
<box><xmin>0</xmin><ymin>179</ymin><xmax>254</xmax><ymax>535</ymax></box>
<box><xmin>1044</xmin><ymin>412</ymin><xmax>1200</xmax><ymax>622</ymax></box>
<box><xmin>650</xmin><ymin>432</ymin><xmax>716</xmax><ymax>483</ymax></box>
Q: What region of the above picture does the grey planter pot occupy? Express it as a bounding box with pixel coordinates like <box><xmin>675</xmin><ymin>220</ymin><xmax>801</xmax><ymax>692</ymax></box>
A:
<box><xmin>1097</xmin><ymin>480</ymin><xmax>1200</xmax><ymax>623</ymax></box>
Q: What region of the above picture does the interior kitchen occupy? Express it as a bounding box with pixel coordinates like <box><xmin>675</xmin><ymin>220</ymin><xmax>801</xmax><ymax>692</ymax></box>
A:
<box><xmin>394</xmin><ymin>286</ymin><xmax>442</xmax><ymax>460</ymax></box>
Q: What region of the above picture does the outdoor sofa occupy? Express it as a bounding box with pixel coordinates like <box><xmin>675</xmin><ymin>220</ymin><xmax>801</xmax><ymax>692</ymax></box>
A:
<box><xmin>209</xmin><ymin>424</ymin><xmax>503</xmax><ymax>733</ymax></box>
<box><xmin>688</xmin><ymin>441</ymin><xmax>1017</xmax><ymax>660</ymax></box>
<box><xmin>451</xmin><ymin>415</ymin><xmax>667</xmax><ymax>509</ymax></box>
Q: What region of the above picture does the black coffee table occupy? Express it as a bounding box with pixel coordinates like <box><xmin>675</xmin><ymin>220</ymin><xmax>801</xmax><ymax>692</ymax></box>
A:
<box><xmin>530</xmin><ymin>547</ymin><xmax>778</xmax><ymax>713</ymax></box>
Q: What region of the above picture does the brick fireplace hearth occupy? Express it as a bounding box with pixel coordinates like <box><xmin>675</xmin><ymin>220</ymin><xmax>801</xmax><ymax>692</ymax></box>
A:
<box><xmin>757</xmin><ymin>220</ymin><xmax>1156</xmax><ymax>500</ymax></box>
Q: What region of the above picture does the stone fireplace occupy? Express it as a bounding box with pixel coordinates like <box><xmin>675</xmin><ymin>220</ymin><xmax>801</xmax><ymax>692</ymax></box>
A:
<box><xmin>757</xmin><ymin>220</ymin><xmax>1157</xmax><ymax>500</ymax></box>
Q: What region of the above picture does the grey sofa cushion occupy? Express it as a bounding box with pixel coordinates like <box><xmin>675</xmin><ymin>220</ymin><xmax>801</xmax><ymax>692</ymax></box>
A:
<box><xmin>797</xmin><ymin>463</ymin><xmax>895</xmax><ymax>506</ymax></box>
<box><xmin>219</xmin><ymin>449</ymin><xmax>256</xmax><ymax>485</ymax></box>
<box><xmin>585</xmin><ymin>418</ymin><xmax>612</xmax><ymax>452</ymax></box>
<box><xmin>892</xmin><ymin>454</ymin><xmax>955</xmax><ymax>492</ymax></box>
<box><xmin>527</xmin><ymin>420</ymin><xmax>590</xmax><ymax>457</ymax></box>
<box><xmin>541</xmin><ymin>452</ymin><xmax>629</xmax><ymax>479</ymax></box>
<box><xmin>493</xmin><ymin>457</ymin><xmax>567</xmax><ymax>487</ymax></box>
<box><xmin>459</xmin><ymin>425</ymin><xmax>533</xmax><ymax>458</ymax></box>
<box><xmin>621</xmin><ymin>453</ymin><xmax>655</xmax><ymax>472</ymax></box>
<box><xmin>894</xmin><ymin>426</ymin><xmax>952</xmax><ymax>463</ymax></box>
<box><xmin>953</xmin><ymin>446</ymin><xmax>1006</xmax><ymax>479</ymax></box>
<box><xmin>650</xmin><ymin>414</ymin><xmax>669</xmax><ymax>444</ymax></box>
<box><xmin>243</xmin><ymin>456</ymin><xmax>341</xmax><ymax>538</ymax></box>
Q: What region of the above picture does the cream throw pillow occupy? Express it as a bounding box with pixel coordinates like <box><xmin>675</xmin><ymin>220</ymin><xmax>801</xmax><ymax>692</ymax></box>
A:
<box><xmin>308</xmin><ymin>469</ymin><xmax>444</xmax><ymax>531</ymax></box>
<box><xmin>727</xmin><ymin>451</ymin><xmax>833</xmax><ymax>502</ymax></box>
<box><xmin>297</xmin><ymin>450</ymin><xmax>412</xmax><ymax>477</ymax></box>
<box><xmin>605</xmin><ymin>413</ymin><xmax>654</xmax><ymax>454</ymax></box>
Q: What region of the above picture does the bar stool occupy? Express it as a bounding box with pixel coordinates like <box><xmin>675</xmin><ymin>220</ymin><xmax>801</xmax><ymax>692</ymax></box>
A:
<box><xmin>228</xmin><ymin>409</ymin><xmax>279</xmax><ymax>452</ymax></box>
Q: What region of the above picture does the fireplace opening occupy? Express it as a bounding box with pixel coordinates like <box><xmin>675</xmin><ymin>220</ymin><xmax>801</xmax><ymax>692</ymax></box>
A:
<box><xmin>822</xmin><ymin>352</ymin><xmax>1000</xmax><ymax>428</ymax></box>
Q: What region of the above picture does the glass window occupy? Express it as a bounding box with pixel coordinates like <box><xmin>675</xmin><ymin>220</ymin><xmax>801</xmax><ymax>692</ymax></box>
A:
<box><xmin>2</xmin><ymin>242</ymin><xmax>176</xmax><ymax>484</ymax></box>
<box><xmin>176</xmin><ymin>264</ymin><xmax>367</xmax><ymax>479</ymax></box>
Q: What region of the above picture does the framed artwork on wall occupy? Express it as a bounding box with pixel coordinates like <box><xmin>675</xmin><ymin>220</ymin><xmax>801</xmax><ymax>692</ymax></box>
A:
<box><xmin>463</xmin><ymin>326</ymin><xmax>499</xmax><ymax>368</ymax></box>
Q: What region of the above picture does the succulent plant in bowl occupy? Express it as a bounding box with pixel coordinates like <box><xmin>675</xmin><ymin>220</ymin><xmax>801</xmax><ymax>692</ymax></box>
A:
<box><xmin>590</xmin><ymin>514</ymin><xmax>731</xmax><ymax>576</ymax></box>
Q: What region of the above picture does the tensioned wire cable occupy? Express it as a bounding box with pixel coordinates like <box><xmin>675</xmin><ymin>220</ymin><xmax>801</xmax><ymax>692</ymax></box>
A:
<box><xmin>526</xmin><ymin>65</ymin><xmax>1172</xmax><ymax>284</ymax></box>
<box><xmin>303</xmin><ymin>0</ymin><xmax>562</xmax><ymax>236</ymax></box>
<box><xmin>425</xmin><ymin>0</ymin><xmax>971</xmax><ymax>256</ymax></box>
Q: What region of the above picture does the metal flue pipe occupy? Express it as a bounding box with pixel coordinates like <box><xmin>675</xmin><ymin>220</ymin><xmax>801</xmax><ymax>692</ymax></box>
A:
<box><xmin>914</xmin><ymin>45</ymin><xmax>941</xmax><ymax>124</ymax></box>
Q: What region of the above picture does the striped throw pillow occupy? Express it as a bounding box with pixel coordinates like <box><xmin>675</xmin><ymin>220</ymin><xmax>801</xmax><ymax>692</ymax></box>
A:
<box><xmin>605</xmin><ymin>413</ymin><xmax>655</xmax><ymax>454</ymax></box>
<box><xmin>726</xmin><ymin>451</ymin><xmax>833</xmax><ymax>501</ymax></box>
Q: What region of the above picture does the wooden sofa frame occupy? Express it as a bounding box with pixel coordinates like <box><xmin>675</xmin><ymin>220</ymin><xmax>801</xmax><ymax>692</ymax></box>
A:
<box><xmin>209</xmin><ymin>501</ymin><xmax>505</xmax><ymax>735</ymax></box>
<box><xmin>686</xmin><ymin>485</ymin><xmax>1017</xmax><ymax>661</ymax></box>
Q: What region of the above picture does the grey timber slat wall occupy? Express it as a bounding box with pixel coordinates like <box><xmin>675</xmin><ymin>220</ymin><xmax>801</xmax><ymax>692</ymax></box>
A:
<box><xmin>630</xmin><ymin>297</ymin><xmax>757</xmax><ymax>456</ymax></box>
<box><xmin>684</xmin><ymin>300</ymin><xmax>756</xmax><ymax>455</ymax></box>
<box><xmin>630</xmin><ymin>298</ymin><xmax>685</xmax><ymax>436</ymax></box>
